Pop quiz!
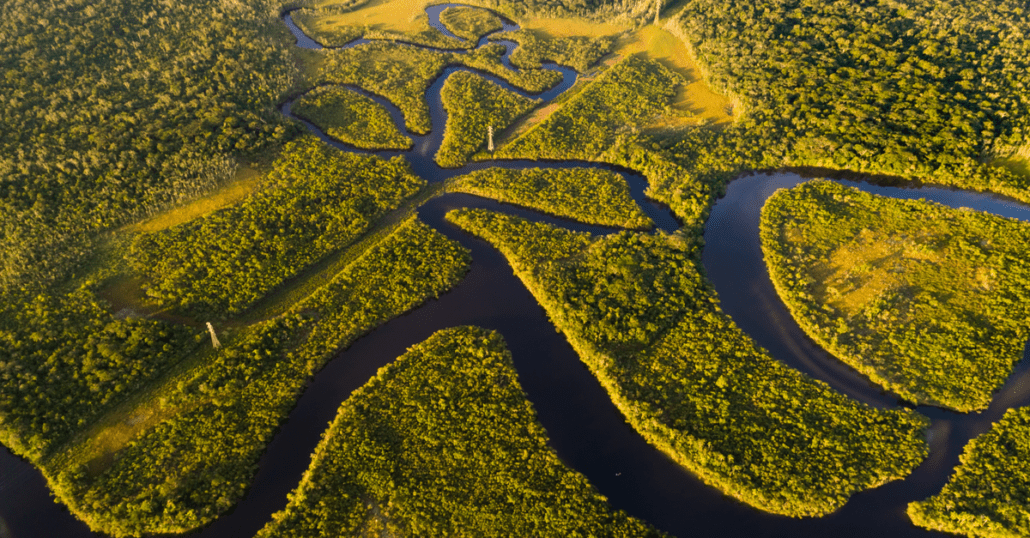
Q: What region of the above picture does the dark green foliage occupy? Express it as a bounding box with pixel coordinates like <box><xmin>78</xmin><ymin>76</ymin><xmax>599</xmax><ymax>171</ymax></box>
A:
<box><xmin>292</xmin><ymin>86</ymin><xmax>412</xmax><ymax>150</ymax></box>
<box><xmin>0</xmin><ymin>288</ymin><xmax>197</xmax><ymax>460</ymax></box>
<box><xmin>450</xmin><ymin>167</ymin><xmax>652</xmax><ymax>228</ymax></box>
<box><xmin>0</xmin><ymin>0</ymin><xmax>295</xmax><ymax>290</ymax></box>
<box><xmin>257</xmin><ymin>326</ymin><xmax>662</xmax><ymax>537</ymax></box>
<box><xmin>499</xmin><ymin>56</ymin><xmax>681</xmax><ymax>159</ymax></box>
<box><xmin>761</xmin><ymin>180</ymin><xmax>1030</xmax><ymax>411</ymax></box>
<box><xmin>439</xmin><ymin>6</ymin><xmax>505</xmax><ymax>42</ymax></box>
<box><xmin>499</xmin><ymin>29</ymin><xmax>618</xmax><ymax>72</ymax></box>
<box><xmin>674</xmin><ymin>0</ymin><xmax>1030</xmax><ymax>198</ymax></box>
<box><xmin>319</xmin><ymin>41</ymin><xmax>560</xmax><ymax>135</ymax></box>
<box><xmin>56</xmin><ymin>218</ymin><xmax>470</xmax><ymax>537</ymax></box>
<box><xmin>909</xmin><ymin>406</ymin><xmax>1030</xmax><ymax>537</ymax></box>
<box><xmin>447</xmin><ymin>208</ymin><xmax>929</xmax><ymax>517</ymax></box>
<box><xmin>128</xmin><ymin>136</ymin><xmax>424</xmax><ymax>318</ymax></box>
<box><xmin>437</xmin><ymin>72</ymin><xmax>539</xmax><ymax>167</ymax></box>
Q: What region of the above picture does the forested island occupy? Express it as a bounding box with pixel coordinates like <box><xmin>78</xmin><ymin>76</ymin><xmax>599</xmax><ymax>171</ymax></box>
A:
<box><xmin>2</xmin><ymin>0</ymin><xmax>1030</xmax><ymax>537</ymax></box>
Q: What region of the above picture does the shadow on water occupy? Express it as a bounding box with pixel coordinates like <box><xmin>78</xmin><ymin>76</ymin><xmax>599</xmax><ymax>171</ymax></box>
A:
<box><xmin>3</xmin><ymin>6</ymin><xmax>1030</xmax><ymax>538</ymax></box>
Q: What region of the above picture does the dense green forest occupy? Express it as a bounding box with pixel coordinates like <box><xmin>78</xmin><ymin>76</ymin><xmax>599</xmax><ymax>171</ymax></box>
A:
<box><xmin>761</xmin><ymin>181</ymin><xmax>1030</xmax><ymax>412</ymax></box>
<box><xmin>257</xmin><ymin>326</ymin><xmax>662</xmax><ymax>537</ymax></box>
<box><xmin>53</xmin><ymin>218</ymin><xmax>470</xmax><ymax>536</ymax></box>
<box><xmin>909</xmin><ymin>406</ymin><xmax>1030</xmax><ymax>537</ymax></box>
<box><xmin>0</xmin><ymin>288</ymin><xmax>199</xmax><ymax>461</ymax></box>
<box><xmin>449</xmin><ymin>167</ymin><xmax>652</xmax><ymax>228</ymax></box>
<box><xmin>318</xmin><ymin>40</ymin><xmax>560</xmax><ymax>135</ymax></box>
<box><xmin>669</xmin><ymin>0</ymin><xmax>1030</xmax><ymax>199</ymax></box>
<box><xmin>437</xmin><ymin>71</ymin><xmax>539</xmax><ymax>167</ymax></box>
<box><xmin>0</xmin><ymin>0</ymin><xmax>296</xmax><ymax>292</ymax></box>
<box><xmin>128</xmin><ymin>136</ymin><xmax>424</xmax><ymax>318</ymax></box>
<box><xmin>292</xmin><ymin>86</ymin><xmax>412</xmax><ymax>149</ymax></box>
<box><xmin>446</xmin><ymin>208</ymin><xmax>929</xmax><ymax>517</ymax></box>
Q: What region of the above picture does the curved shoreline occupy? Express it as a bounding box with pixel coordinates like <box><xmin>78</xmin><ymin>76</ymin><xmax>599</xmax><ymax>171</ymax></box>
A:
<box><xmin>3</xmin><ymin>5</ymin><xmax>1030</xmax><ymax>538</ymax></box>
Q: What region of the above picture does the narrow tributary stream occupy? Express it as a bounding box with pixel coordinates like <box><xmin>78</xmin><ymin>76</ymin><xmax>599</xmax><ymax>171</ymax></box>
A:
<box><xmin>2</xmin><ymin>6</ymin><xmax>1029</xmax><ymax>538</ymax></box>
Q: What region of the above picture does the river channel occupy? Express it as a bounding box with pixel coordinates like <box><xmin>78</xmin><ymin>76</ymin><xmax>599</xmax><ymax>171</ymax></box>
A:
<box><xmin>2</xmin><ymin>5</ymin><xmax>1029</xmax><ymax>538</ymax></box>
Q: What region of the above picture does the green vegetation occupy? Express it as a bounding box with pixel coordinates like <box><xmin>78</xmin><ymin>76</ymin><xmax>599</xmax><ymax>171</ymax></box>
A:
<box><xmin>0</xmin><ymin>0</ymin><xmax>295</xmax><ymax>291</ymax></box>
<box><xmin>437</xmin><ymin>72</ymin><xmax>539</xmax><ymax>167</ymax></box>
<box><xmin>909</xmin><ymin>406</ymin><xmax>1030</xmax><ymax>537</ymax></box>
<box><xmin>128</xmin><ymin>136</ymin><xmax>424</xmax><ymax>319</ymax></box>
<box><xmin>761</xmin><ymin>181</ymin><xmax>1030</xmax><ymax>412</ymax></box>
<box><xmin>449</xmin><ymin>167</ymin><xmax>652</xmax><ymax>228</ymax></box>
<box><xmin>499</xmin><ymin>28</ymin><xmax>617</xmax><ymax>72</ymax></box>
<box><xmin>290</xmin><ymin>0</ymin><xmax>469</xmax><ymax>50</ymax></box>
<box><xmin>319</xmin><ymin>41</ymin><xmax>560</xmax><ymax>135</ymax></box>
<box><xmin>498</xmin><ymin>55</ymin><xmax>681</xmax><ymax>159</ymax></box>
<box><xmin>440</xmin><ymin>6</ymin><xmax>505</xmax><ymax>42</ymax></box>
<box><xmin>446</xmin><ymin>208</ymin><xmax>929</xmax><ymax>517</ymax></box>
<box><xmin>292</xmin><ymin>86</ymin><xmax>412</xmax><ymax>150</ymax></box>
<box><xmin>257</xmin><ymin>326</ymin><xmax>662</xmax><ymax>537</ymax></box>
<box><xmin>52</xmin><ymin>218</ymin><xmax>470</xmax><ymax>537</ymax></box>
<box><xmin>671</xmin><ymin>0</ymin><xmax>1030</xmax><ymax>199</ymax></box>
<box><xmin>0</xmin><ymin>288</ymin><xmax>199</xmax><ymax>461</ymax></box>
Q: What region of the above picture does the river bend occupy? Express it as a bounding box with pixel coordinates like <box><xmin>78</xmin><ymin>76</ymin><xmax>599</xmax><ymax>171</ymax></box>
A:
<box><xmin>2</xmin><ymin>5</ymin><xmax>1029</xmax><ymax>538</ymax></box>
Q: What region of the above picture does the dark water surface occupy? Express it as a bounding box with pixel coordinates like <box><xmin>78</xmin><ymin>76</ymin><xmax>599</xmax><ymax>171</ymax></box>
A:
<box><xmin>3</xmin><ymin>6</ymin><xmax>1029</xmax><ymax>538</ymax></box>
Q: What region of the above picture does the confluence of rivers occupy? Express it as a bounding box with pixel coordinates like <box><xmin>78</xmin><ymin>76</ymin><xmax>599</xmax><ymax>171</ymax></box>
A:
<box><xmin>1</xmin><ymin>5</ymin><xmax>1029</xmax><ymax>537</ymax></box>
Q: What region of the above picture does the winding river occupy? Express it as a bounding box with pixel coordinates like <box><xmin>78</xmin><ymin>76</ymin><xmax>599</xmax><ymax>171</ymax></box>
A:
<box><xmin>2</xmin><ymin>5</ymin><xmax>1029</xmax><ymax>538</ymax></box>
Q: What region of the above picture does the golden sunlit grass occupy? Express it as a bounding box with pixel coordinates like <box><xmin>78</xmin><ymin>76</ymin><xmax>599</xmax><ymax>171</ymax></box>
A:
<box><xmin>991</xmin><ymin>146</ymin><xmax>1030</xmax><ymax>178</ymax></box>
<box><xmin>615</xmin><ymin>25</ymin><xmax>734</xmax><ymax>128</ymax></box>
<box><xmin>506</xmin><ymin>16</ymin><xmax>733</xmax><ymax>132</ymax></box>
<box><xmin>294</xmin><ymin>0</ymin><xmax>467</xmax><ymax>47</ymax></box>
<box><xmin>126</xmin><ymin>166</ymin><xmax>262</xmax><ymax>234</ymax></box>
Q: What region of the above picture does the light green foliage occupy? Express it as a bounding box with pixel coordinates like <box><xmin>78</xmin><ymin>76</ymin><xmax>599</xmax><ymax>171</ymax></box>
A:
<box><xmin>439</xmin><ymin>6</ymin><xmax>504</xmax><ymax>42</ymax></box>
<box><xmin>761</xmin><ymin>181</ymin><xmax>1030</xmax><ymax>412</ymax></box>
<box><xmin>290</xmin><ymin>9</ymin><xmax>363</xmax><ymax>48</ymax></box>
<box><xmin>675</xmin><ymin>0</ymin><xmax>1030</xmax><ymax>199</ymax></box>
<box><xmin>0</xmin><ymin>288</ymin><xmax>197</xmax><ymax>460</ymax></box>
<box><xmin>54</xmin><ymin>218</ymin><xmax>470</xmax><ymax>537</ymax></box>
<box><xmin>447</xmin><ymin>209</ymin><xmax>591</xmax><ymax>266</ymax></box>
<box><xmin>498</xmin><ymin>56</ymin><xmax>680</xmax><ymax>159</ymax></box>
<box><xmin>450</xmin><ymin>167</ymin><xmax>652</xmax><ymax>228</ymax></box>
<box><xmin>257</xmin><ymin>326</ymin><xmax>662</xmax><ymax>537</ymax></box>
<box><xmin>447</xmin><ymin>208</ymin><xmax>929</xmax><ymax>517</ymax></box>
<box><xmin>320</xmin><ymin>41</ymin><xmax>560</xmax><ymax>135</ymax></box>
<box><xmin>437</xmin><ymin>72</ymin><xmax>539</xmax><ymax>167</ymax></box>
<box><xmin>292</xmin><ymin>86</ymin><xmax>412</xmax><ymax>150</ymax></box>
<box><xmin>909</xmin><ymin>407</ymin><xmax>1030</xmax><ymax>537</ymax></box>
<box><xmin>128</xmin><ymin>136</ymin><xmax>424</xmax><ymax>318</ymax></box>
<box><xmin>499</xmin><ymin>29</ymin><xmax>617</xmax><ymax>72</ymax></box>
<box><xmin>0</xmin><ymin>0</ymin><xmax>295</xmax><ymax>291</ymax></box>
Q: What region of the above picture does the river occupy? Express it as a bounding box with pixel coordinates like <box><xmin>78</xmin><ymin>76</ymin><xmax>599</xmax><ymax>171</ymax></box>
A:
<box><xmin>1</xmin><ymin>5</ymin><xmax>1028</xmax><ymax>538</ymax></box>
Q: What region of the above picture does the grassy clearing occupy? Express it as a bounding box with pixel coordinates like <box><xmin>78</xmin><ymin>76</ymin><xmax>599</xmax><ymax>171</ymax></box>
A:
<box><xmin>615</xmin><ymin>25</ymin><xmax>733</xmax><ymax>128</ymax></box>
<box><xmin>513</xmin><ymin>14</ymin><xmax>733</xmax><ymax>128</ymax></box>
<box><xmin>909</xmin><ymin>406</ymin><xmax>1030</xmax><ymax>538</ymax></box>
<box><xmin>256</xmin><ymin>327</ymin><xmax>662</xmax><ymax>537</ymax></box>
<box><xmin>291</xmin><ymin>0</ymin><xmax>467</xmax><ymax>48</ymax></box>
<box><xmin>293</xmin><ymin>85</ymin><xmax>412</xmax><ymax>149</ymax></box>
<box><xmin>449</xmin><ymin>167</ymin><xmax>652</xmax><ymax>228</ymax></box>
<box><xmin>125</xmin><ymin>166</ymin><xmax>262</xmax><ymax>234</ymax></box>
<box><xmin>761</xmin><ymin>180</ymin><xmax>1030</xmax><ymax>412</ymax></box>
<box><xmin>446</xmin><ymin>208</ymin><xmax>929</xmax><ymax>517</ymax></box>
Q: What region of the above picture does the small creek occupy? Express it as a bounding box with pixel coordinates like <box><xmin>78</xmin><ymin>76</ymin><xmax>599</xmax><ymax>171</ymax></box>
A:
<box><xmin>2</xmin><ymin>5</ymin><xmax>1029</xmax><ymax>538</ymax></box>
